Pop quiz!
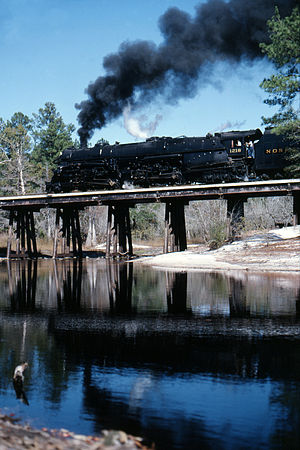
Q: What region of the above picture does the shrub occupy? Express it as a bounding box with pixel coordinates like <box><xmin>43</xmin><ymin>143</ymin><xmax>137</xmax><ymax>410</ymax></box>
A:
<box><xmin>208</xmin><ymin>221</ymin><xmax>228</xmax><ymax>250</ymax></box>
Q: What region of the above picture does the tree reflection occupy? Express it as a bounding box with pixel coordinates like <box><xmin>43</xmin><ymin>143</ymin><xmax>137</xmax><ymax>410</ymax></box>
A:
<box><xmin>82</xmin><ymin>363</ymin><xmax>139</xmax><ymax>435</ymax></box>
<box><xmin>270</xmin><ymin>382</ymin><xmax>300</xmax><ymax>448</ymax></box>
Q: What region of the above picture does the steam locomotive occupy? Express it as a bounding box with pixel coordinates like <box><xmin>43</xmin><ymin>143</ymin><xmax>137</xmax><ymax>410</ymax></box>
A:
<box><xmin>47</xmin><ymin>128</ymin><xmax>289</xmax><ymax>192</ymax></box>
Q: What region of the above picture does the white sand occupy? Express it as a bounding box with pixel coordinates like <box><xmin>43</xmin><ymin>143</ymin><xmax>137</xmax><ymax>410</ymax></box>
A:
<box><xmin>137</xmin><ymin>226</ymin><xmax>300</xmax><ymax>273</ymax></box>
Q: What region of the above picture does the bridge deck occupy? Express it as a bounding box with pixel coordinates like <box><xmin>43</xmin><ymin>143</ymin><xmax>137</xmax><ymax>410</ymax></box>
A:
<box><xmin>0</xmin><ymin>179</ymin><xmax>300</xmax><ymax>209</ymax></box>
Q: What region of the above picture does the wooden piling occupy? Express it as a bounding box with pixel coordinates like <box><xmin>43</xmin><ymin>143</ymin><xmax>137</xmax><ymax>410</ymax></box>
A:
<box><xmin>293</xmin><ymin>193</ymin><xmax>300</xmax><ymax>226</ymax></box>
<box><xmin>7</xmin><ymin>211</ymin><xmax>14</xmax><ymax>259</ymax></box>
<box><xmin>6</xmin><ymin>209</ymin><xmax>38</xmax><ymax>259</ymax></box>
<box><xmin>163</xmin><ymin>200</ymin><xmax>187</xmax><ymax>253</ymax></box>
<box><xmin>52</xmin><ymin>207</ymin><xmax>83</xmax><ymax>258</ymax></box>
<box><xmin>105</xmin><ymin>204</ymin><xmax>133</xmax><ymax>258</ymax></box>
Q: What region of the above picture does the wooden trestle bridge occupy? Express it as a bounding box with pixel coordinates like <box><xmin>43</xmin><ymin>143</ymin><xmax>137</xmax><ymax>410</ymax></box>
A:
<box><xmin>0</xmin><ymin>178</ymin><xmax>299</xmax><ymax>259</ymax></box>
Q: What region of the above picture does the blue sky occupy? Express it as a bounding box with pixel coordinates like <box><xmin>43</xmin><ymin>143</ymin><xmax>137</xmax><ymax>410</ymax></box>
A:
<box><xmin>0</xmin><ymin>0</ymin><xmax>277</xmax><ymax>144</ymax></box>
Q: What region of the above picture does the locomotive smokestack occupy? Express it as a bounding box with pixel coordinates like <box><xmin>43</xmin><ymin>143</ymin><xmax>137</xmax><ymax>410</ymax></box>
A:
<box><xmin>76</xmin><ymin>0</ymin><xmax>297</xmax><ymax>142</ymax></box>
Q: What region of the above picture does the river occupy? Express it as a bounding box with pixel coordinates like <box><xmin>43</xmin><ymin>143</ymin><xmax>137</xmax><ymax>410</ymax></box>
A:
<box><xmin>0</xmin><ymin>259</ymin><xmax>299</xmax><ymax>449</ymax></box>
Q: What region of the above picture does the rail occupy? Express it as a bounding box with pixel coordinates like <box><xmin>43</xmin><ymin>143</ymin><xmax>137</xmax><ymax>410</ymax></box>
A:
<box><xmin>0</xmin><ymin>178</ymin><xmax>299</xmax><ymax>208</ymax></box>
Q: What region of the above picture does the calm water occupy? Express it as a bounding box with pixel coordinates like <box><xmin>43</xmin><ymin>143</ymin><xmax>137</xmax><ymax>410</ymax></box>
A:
<box><xmin>0</xmin><ymin>259</ymin><xmax>300</xmax><ymax>449</ymax></box>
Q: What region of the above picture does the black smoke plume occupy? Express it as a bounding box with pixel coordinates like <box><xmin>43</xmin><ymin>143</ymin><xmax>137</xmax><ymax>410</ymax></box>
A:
<box><xmin>76</xmin><ymin>0</ymin><xmax>297</xmax><ymax>144</ymax></box>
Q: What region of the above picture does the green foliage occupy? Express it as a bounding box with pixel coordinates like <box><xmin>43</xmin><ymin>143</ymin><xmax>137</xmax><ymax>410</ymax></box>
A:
<box><xmin>260</xmin><ymin>7</ymin><xmax>300</xmax><ymax>69</ymax></box>
<box><xmin>208</xmin><ymin>221</ymin><xmax>227</xmax><ymax>250</ymax></box>
<box><xmin>0</xmin><ymin>112</ymin><xmax>35</xmax><ymax>195</ymax></box>
<box><xmin>260</xmin><ymin>7</ymin><xmax>300</xmax><ymax>176</ymax></box>
<box><xmin>131</xmin><ymin>204</ymin><xmax>163</xmax><ymax>240</ymax></box>
<box><xmin>0</xmin><ymin>104</ymin><xmax>76</xmax><ymax>195</ymax></box>
<box><xmin>31</xmin><ymin>102</ymin><xmax>75</xmax><ymax>180</ymax></box>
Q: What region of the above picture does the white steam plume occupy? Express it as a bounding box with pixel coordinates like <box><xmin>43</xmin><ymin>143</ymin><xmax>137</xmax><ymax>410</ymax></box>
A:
<box><xmin>123</xmin><ymin>104</ymin><xmax>162</xmax><ymax>140</ymax></box>
<box><xmin>213</xmin><ymin>120</ymin><xmax>247</xmax><ymax>133</ymax></box>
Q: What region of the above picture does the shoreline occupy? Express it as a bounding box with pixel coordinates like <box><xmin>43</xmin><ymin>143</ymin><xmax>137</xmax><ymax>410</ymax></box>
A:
<box><xmin>135</xmin><ymin>226</ymin><xmax>300</xmax><ymax>273</ymax></box>
<box><xmin>0</xmin><ymin>226</ymin><xmax>299</xmax><ymax>274</ymax></box>
<box><xmin>0</xmin><ymin>413</ymin><xmax>149</xmax><ymax>449</ymax></box>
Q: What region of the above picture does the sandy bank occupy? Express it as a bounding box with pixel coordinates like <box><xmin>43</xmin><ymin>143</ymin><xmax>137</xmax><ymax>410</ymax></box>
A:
<box><xmin>137</xmin><ymin>226</ymin><xmax>300</xmax><ymax>273</ymax></box>
<box><xmin>0</xmin><ymin>413</ymin><xmax>148</xmax><ymax>449</ymax></box>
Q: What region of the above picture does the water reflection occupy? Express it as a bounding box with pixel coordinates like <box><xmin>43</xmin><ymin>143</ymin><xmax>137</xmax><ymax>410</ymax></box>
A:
<box><xmin>0</xmin><ymin>260</ymin><xmax>300</xmax><ymax>449</ymax></box>
<box><xmin>54</xmin><ymin>260</ymin><xmax>82</xmax><ymax>311</ymax></box>
<box><xmin>7</xmin><ymin>260</ymin><xmax>37</xmax><ymax>312</ymax></box>
<box><xmin>166</xmin><ymin>272</ymin><xmax>191</xmax><ymax>314</ymax></box>
<box><xmin>228</xmin><ymin>277</ymin><xmax>248</xmax><ymax>317</ymax></box>
<box><xmin>3</xmin><ymin>260</ymin><xmax>299</xmax><ymax>319</ymax></box>
<box><xmin>107</xmin><ymin>262</ymin><xmax>134</xmax><ymax>313</ymax></box>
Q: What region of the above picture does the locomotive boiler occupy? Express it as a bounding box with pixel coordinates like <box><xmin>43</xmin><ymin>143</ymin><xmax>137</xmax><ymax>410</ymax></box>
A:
<box><xmin>47</xmin><ymin>128</ymin><xmax>289</xmax><ymax>192</ymax></box>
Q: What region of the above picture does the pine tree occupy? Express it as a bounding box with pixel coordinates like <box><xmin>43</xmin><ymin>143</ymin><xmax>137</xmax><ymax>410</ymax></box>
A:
<box><xmin>260</xmin><ymin>6</ymin><xmax>300</xmax><ymax>176</ymax></box>
<box><xmin>0</xmin><ymin>113</ymin><xmax>34</xmax><ymax>195</ymax></box>
<box><xmin>31</xmin><ymin>102</ymin><xmax>75</xmax><ymax>182</ymax></box>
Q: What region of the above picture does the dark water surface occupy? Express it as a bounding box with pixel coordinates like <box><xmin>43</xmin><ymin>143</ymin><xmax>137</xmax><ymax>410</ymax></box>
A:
<box><xmin>0</xmin><ymin>260</ymin><xmax>300</xmax><ymax>449</ymax></box>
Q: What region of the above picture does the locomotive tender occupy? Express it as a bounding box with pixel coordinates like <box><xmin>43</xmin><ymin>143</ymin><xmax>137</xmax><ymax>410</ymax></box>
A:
<box><xmin>47</xmin><ymin>128</ymin><xmax>288</xmax><ymax>192</ymax></box>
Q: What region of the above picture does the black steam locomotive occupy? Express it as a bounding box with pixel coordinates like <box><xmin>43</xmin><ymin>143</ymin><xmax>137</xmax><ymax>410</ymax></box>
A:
<box><xmin>47</xmin><ymin>128</ymin><xmax>289</xmax><ymax>192</ymax></box>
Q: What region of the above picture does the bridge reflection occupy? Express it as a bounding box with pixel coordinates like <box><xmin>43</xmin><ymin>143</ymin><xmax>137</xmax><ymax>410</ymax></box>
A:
<box><xmin>166</xmin><ymin>272</ymin><xmax>190</xmax><ymax>314</ymax></box>
<box><xmin>53</xmin><ymin>259</ymin><xmax>82</xmax><ymax>311</ymax></box>
<box><xmin>7</xmin><ymin>260</ymin><xmax>37</xmax><ymax>312</ymax></box>
<box><xmin>1</xmin><ymin>260</ymin><xmax>300</xmax><ymax>450</ymax></box>
<box><xmin>107</xmin><ymin>262</ymin><xmax>134</xmax><ymax>313</ymax></box>
<box><xmin>4</xmin><ymin>260</ymin><xmax>300</xmax><ymax>319</ymax></box>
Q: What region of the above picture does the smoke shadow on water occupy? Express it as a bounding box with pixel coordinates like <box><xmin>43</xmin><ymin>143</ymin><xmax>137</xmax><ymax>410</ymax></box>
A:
<box><xmin>0</xmin><ymin>259</ymin><xmax>300</xmax><ymax>449</ymax></box>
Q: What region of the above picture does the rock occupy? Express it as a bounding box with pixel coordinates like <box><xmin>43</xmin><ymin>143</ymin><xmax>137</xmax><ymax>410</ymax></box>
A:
<box><xmin>0</xmin><ymin>412</ymin><xmax>151</xmax><ymax>449</ymax></box>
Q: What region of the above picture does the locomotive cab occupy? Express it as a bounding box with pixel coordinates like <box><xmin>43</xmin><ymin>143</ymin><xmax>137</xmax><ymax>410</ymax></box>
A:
<box><xmin>215</xmin><ymin>129</ymin><xmax>262</xmax><ymax>160</ymax></box>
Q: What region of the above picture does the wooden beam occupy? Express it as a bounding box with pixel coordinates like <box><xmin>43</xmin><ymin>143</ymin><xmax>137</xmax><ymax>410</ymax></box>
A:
<box><xmin>163</xmin><ymin>200</ymin><xmax>187</xmax><ymax>253</ymax></box>
<box><xmin>105</xmin><ymin>204</ymin><xmax>133</xmax><ymax>258</ymax></box>
<box><xmin>164</xmin><ymin>203</ymin><xmax>170</xmax><ymax>253</ymax></box>
<box><xmin>75</xmin><ymin>210</ymin><xmax>82</xmax><ymax>256</ymax></box>
<box><xmin>30</xmin><ymin>211</ymin><xmax>38</xmax><ymax>256</ymax></box>
<box><xmin>6</xmin><ymin>209</ymin><xmax>38</xmax><ymax>259</ymax></box>
<box><xmin>52</xmin><ymin>207</ymin><xmax>83</xmax><ymax>258</ymax></box>
<box><xmin>53</xmin><ymin>209</ymin><xmax>60</xmax><ymax>259</ymax></box>
<box><xmin>25</xmin><ymin>211</ymin><xmax>32</xmax><ymax>257</ymax></box>
<box><xmin>293</xmin><ymin>193</ymin><xmax>300</xmax><ymax>226</ymax></box>
<box><xmin>106</xmin><ymin>206</ymin><xmax>113</xmax><ymax>257</ymax></box>
<box><xmin>7</xmin><ymin>210</ymin><xmax>14</xmax><ymax>259</ymax></box>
